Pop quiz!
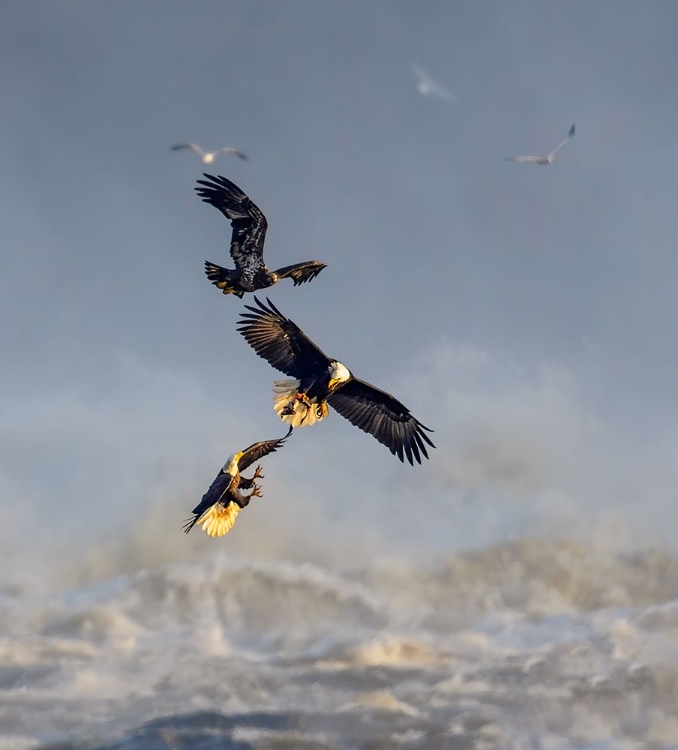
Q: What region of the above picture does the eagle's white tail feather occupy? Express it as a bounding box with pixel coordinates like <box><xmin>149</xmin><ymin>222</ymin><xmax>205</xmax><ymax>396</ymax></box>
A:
<box><xmin>271</xmin><ymin>380</ymin><xmax>328</xmax><ymax>428</ymax></box>
<box><xmin>197</xmin><ymin>502</ymin><xmax>240</xmax><ymax>537</ymax></box>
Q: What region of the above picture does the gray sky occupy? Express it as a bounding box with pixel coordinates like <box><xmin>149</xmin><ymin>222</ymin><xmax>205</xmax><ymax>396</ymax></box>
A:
<box><xmin>3</xmin><ymin>1</ymin><xmax>678</xmax><ymax>586</ymax></box>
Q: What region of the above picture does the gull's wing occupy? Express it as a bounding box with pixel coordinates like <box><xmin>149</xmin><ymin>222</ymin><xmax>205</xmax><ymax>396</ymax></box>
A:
<box><xmin>505</xmin><ymin>155</ymin><xmax>543</xmax><ymax>162</ymax></box>
<box><xmin>411</xmin><ymin>63</ymin><xmax>432</xmax><ymax>87</ymax></box>
<box><xmin>548</xmin><ymin>123</ymin><xmax>575</xmax><ymax>159</ymax></box>
<box><xmin>237</xmin><ymin>297</ymin><xmax>332</xmax><ymax>379</ymax></box>
<box><xmin>171</xmin><ymin>143</ymin><xmax>206</xmax><ymax>158</ymax></box>
<box><xmin>216</xmin><ymin>146</ymin><xmax>249</xmax><ymax>161</ymax></box>
<box><xmin>237</xmin><ymin>426</ymin><xmax>293</xmax><ymax>472</ymax></box>
<box><xmin>195</xmin><ymin>174</ymin><xmax>267</xmax><ymax>279</ymax></box>
<box><xmin>429</xmin><ymin>81</ymin><xmax>455</xmax><ymax>103</ymax></box>
<box><xmin>327</xmin><ymin>378</ymin><xmax>435</xmax><ymax>465</ymax></box>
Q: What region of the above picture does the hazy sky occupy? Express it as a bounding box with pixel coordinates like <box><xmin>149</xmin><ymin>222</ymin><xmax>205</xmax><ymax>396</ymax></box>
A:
<box><xmin>3</xmin><ymin>1</ymin><xmax>678</xmax><ymax>585</ymax></box>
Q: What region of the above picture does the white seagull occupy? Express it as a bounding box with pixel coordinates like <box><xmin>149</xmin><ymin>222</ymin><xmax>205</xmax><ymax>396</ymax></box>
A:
<box><xmin>411</xmin><ymin>63</ymin><xmax>455</xmax><ymax>103</ymax></box>
<box><xmin>170</xmin><ymin>142</ymin><xmax>249</xmax><ymax>163</ymax></box>
<box><xmin>505</xmin><ymin>124</ymin><xmax>575</xmax><ymax>165</ymax></box>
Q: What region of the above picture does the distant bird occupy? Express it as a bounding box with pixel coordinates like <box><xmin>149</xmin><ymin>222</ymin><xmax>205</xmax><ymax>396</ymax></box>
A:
<box><xmin>183</xmin><ymin>427</ymin><xmax>292</xmax><ymax>537</ymax></box>
<box><xmin>505</xmin><ymin>124</ymin><xmax>576</xmax><ymax>165</ymax></box>
<box><xmin>411</xmin><ymin>63</ymin><xmax>455</xmax><ymax>103</ymax></box>
<box><xmin>171</xmin><ymin>142</ymin><xmax>248</xmax><ymax>164</ymax></box>
<box><xmin>196</xmin><ymin>174</ymin><xmax>327</xmax><ymax>298</ymax></box>
<box><xmin>237</xmin><ymin>297</ymin><xmax>435</xmax><ymax>465</ymax></box>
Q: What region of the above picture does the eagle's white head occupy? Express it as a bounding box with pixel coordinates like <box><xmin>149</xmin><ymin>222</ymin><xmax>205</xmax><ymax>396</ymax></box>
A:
<box><xmin>202</xmin><ymin>152</ymin><xmax>215</xmax><ymax>164</ymax></box>
<box><xmin>222</xmin><ymin>452</ymin><xmax>242</xmax><ymax>476</ymax></box>
<box><xmin>328</xmin><ymin>360</ymin><xmax>352</xmax><ymax>391</ymax></box>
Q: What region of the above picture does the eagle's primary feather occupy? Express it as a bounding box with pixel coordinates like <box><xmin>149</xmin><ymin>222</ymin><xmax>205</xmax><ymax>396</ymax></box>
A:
<box><xmin>327</xmin><ymin>379</ymin><xmax>434</xmax><ymax>465</ymax></box>
<box><xmin>237</xmin><ymin>426</ymin><xmax>293</xmax><ymax>472</ymax></box>
<box><xmin>237</xmin><ymin>297</ymin><xmax>331</xmax><ymax>378</ymax></box>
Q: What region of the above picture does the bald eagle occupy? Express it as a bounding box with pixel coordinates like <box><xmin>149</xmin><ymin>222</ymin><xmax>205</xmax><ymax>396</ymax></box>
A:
<box><xmin>237</xmin><ymin>298</ymin><xmax>435</xmax><ymax>465</ymax></box>
<box><xmin>196</xmin><ymin>174</ymin><xmax>327</xmax><ymax>298</ymax></box>
<box><xmin>183</xmin><ymin>427</ymin><xmax>292</xmax><ymax>537</ymax></box>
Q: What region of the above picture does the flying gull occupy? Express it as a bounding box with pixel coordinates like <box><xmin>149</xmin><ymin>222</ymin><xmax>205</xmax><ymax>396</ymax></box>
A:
<box><xmin>171</xmin><ymin>142</ymin><xmax>248</xmax><ymax>163</ymax></box>
<box><xmin>505</xmin><ymin>124</ymin><xmax>575</xmax><ymax>166</ymax></box>
<box><xmin>411</xmin><ymin>63</ymin><xmax>455</xmax><ymax>103</ymax></box>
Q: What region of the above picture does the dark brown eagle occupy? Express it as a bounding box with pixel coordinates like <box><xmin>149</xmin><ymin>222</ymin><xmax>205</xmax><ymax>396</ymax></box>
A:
<box><xmin>196</xmin><ymin>174</ymin><xmax>327</xmax><ymax>298</ymax></box>
<box><xmin>237</xmin><ymin>298</ymin><xmax>435</xmax><ymax>465</ymax></box>
<box><xmin>183</xmin><ymin>427</ymin><xmax>292</xmax><ymax>537</ymax></box>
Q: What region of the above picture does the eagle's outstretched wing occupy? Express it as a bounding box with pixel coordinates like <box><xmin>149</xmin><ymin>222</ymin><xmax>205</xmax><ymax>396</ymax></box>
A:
<box><xmin>237</xmin><ymin>426</ymin><xmax>293</xmax><ymax>472</ymax></box>
<box><xmin>548</xmin><ymin>123</ymin><xmax>575</xmax><ymax>159</ymax></box>
<box><xmin>183</xmin><ymin>471</ymin><xmax>235</xmax><ymax>534</ymax></box>
<box><xmin>195</xmin><ymin>174</ymin><xmax>267</xmax><ymax>284</ymax></box>
<box><xmin>328</xmin><ymin>378</ymin><xmax>435</xmax><ymax>465</ymax></box>
<box><xmin>237</xmin><ymin>297</ymin><xmax>332</xmax><ymax>378</ymax></box>
<box><xmin>274</xmin><ymin>261</ymin><xmax>327</xmax><ymax>287</ymax></box>
<box><xmin>505</xmin><ymin>155</ymin><xmax>542</xmax><ymax>162</ymax></box>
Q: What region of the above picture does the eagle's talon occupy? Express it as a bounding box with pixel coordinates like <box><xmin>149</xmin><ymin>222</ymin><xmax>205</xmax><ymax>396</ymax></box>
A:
<box><xmin>250</xmin><ymin>483</ymin><xmax>263</xmax><ymax>499</ymax></box>
<box><xmin>253</xmin><ymin>465</ymin><xmax>264</xmax><ymax>480</ymax></box>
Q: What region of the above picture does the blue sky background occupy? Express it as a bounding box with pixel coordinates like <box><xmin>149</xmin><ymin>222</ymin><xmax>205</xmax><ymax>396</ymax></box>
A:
<box><xmin>2</xmin><ymin>1</ymin><xmax>678</xmax><ymax>590</ymax></box>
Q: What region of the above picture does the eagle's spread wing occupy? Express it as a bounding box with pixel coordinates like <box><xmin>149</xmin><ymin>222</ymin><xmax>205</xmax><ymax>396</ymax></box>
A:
<box><xmin>237</xmin><ymin>297</ymin><xmax>331</xmax><ymax>378</ymax></box>
<box><xmin>274</xmin><ymin>261</ymin><xmax>327</xmax><ymax>287</ymax></box>
<box><xmin>183</xmin><ymin>471</ymin><xmax>235</xmax><ymax>534</ymax></box>
<box><xmin>506</xmin><ymin>155</ymin><xmax>542</xmax><ymax>162</ymax></box>
<box><xmin>237</xmin><ymin>426</ymin><xmax>293</xmax><ymax>472</ymax></box>
<box><xmin>327</xmin><ymin>378</ymin><xmax>435</xmax><ymax>465</ymax></box>
<box><xmin>195</xmin><ymin>174</ymin><xmax>267</xmax><ymax>284</ymax></box>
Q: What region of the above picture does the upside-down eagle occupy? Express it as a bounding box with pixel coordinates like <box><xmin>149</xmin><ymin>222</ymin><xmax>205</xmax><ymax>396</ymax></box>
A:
<box><xmin>183</xmin><ymin>427</ymin><xmax>292</xmax><ymax>537</ymax></box>
<box><xmin>195</xmin><ymin>174</ymin><xmax>327</xmax><ymax>298</ymax></box>
<box><xmin>237</xmin><ymin>298</ymin><xmax>435</xmax><ymax>465</ymax></box>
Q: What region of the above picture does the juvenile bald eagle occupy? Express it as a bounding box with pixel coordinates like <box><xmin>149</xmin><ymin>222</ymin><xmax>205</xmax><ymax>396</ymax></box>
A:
<box><xmin>196</xmin><ymin>174</ymin><xmax>327</xmax><ymax>298</ymax></box>
<box><xmin>183</xmin><ymin>427</ymin><xmax>292</xmax><ymax>537</ymax></box>
<box><xmin>237</xmin><ymin>298</ymin><xmax>435</xmax><ymax>465</ymax></box>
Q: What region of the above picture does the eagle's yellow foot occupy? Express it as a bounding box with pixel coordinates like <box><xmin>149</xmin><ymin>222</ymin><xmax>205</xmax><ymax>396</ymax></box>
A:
<box><xmin>215</xmin><ymin>282</ymin><xmax>244</xmax><ymax>298</ymax></box>
<box><xmin>252</xmin><ymin>465</ymin><xmax>264</xmax><ymax>480</ymax></box>
<box><xmin>250</xmin><ymin>483</ymin><xmax>263</xmax><ymax>499</ymax></box>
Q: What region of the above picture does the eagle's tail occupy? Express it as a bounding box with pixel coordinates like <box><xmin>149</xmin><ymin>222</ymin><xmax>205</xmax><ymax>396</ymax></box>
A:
<box><xmin>184</xmin><ymin>502</ymin><xmax>241</xmax><ymax>538</ymax></box>
<box><xmin>204</xmin><ymin>261</ymin><xmax>244</xmax><ymax>298</ymax></box>
<box><xmin>272</xmin><ymin>380</ymin><xmax>328</xmax><ymax>428</ymax></box>
<box><xmin>273</xmin><ymin>261</ymin><xmax>327</xmax><ymax>287</ymax></box>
